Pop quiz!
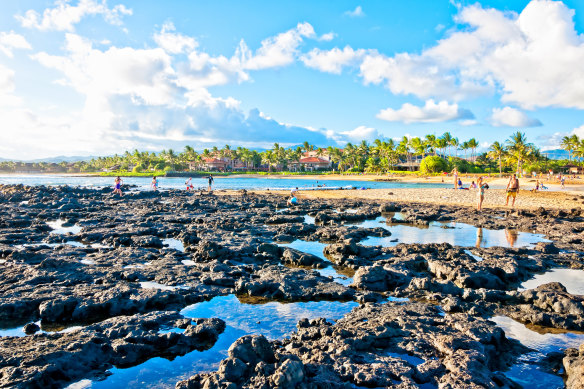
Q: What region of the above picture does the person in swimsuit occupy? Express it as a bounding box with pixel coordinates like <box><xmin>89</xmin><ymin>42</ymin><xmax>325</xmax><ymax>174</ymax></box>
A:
<box><xmin>185</xmin><ymin>177</ymin><xmax>193</xmax><ymax>191</ymax></box>
<box><xmin>452</xmin><ymin>167</ymin><xmax>459</xmax><ymax>189</ymax></box>
<box><xmin>151</xmin><ymin>176</ymin><xmax>158</xmax><ymax>191</ymax></box>
<box><xmin>207</xmin><ymin>174</ymin><xmax>214</xmax><ymax>191</ymax></box>
<box><xmin>113</xmin><ymin>176</ymin><xmax>123</xmax><ymax>196</ymax></box>
<box><xmin>477</xmin><ymin>176</ymin><xmax>486</xmax><ymax>210</ymax></box>
<box><xmin>505</xmin><ymin>174</ymin><xmax>519</xmax><ymax>207</ymax></box>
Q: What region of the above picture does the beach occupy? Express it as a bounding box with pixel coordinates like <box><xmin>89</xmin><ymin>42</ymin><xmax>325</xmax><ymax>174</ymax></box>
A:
<box><xmin>252</xmin><ymin>184</ymin><xmax>584</xmax><ymax>211</ymax></box>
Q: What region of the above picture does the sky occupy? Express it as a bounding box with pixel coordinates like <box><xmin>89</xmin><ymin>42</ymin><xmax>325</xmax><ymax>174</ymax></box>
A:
<box><xmin>1</xmin><ymin>0</ymin><xmax>584</xmax><ymax>160</ymax></box>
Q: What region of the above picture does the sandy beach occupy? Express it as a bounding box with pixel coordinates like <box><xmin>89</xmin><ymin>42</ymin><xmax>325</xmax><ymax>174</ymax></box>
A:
<box><xmin>250</xmin><ymin>186</ymin><xmax>584</xmax><ymax>211</ymax></box>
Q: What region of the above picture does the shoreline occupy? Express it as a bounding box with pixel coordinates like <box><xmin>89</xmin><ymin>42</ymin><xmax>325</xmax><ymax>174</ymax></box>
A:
<box><xmin>243</xmin><ymin>187</ymin><xmax>584</xmax><ymax>211</ymax></box>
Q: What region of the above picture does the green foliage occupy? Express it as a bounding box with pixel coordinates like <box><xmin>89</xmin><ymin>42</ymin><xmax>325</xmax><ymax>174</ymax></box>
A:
<box><xmin>132</xmin><ymin>163</ymin><xmax>145</xmax><ymax>173</ymax></box>
<box><xmin>420</xmin><ymin>156</ymin><xmax>447</xmax><ymax>173</ymax></box>
<box><xmin>448</xmin><ymin>157</ymin><xmax>473</xmax><ymax>173</ymax></box>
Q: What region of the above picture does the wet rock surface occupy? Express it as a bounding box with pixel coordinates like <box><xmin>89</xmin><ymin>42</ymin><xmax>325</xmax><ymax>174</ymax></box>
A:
<box><xmin>0</xmin><ymin>185</ymin><xmax>583</xmax><ymax>388</ymax></box>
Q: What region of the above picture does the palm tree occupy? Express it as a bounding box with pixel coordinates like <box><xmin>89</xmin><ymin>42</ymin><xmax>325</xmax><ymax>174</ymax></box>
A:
<box><xmin>487</xmin><ymin>141</ymin><xmax>506</xmax><ymax>177</ymax></box>
<box><xmin>441</xmin><ymin>132</ymin><xmax>453</xmax><ymax>156</ymax></box>
<box><xmin>424</xmin><ymin>134</ymin><xmax>437</xmax><ymax>155</ymax></box>
<box><xmin>506</xmin><ymin>132</ymin><xmax>535</xmax><ymax>175</ymax></box>
<box><xmin>467</xmin><ymin>138</ymin><xmax>479</xmax><ymax>162</ymax></box>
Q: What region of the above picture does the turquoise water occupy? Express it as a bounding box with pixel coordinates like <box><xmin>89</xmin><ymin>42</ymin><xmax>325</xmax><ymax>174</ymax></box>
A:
<box><xmin>355</xmin><ymin>216</ymin><xmax>548</xmax><ymax>248</ymax></box>
<box><xmin>0</xmin><ymin>174</ymin><xmax>450</xmax><ymax>191</ymax></box>
<box><xmin>83</xmin><ymin>295</ymin><xmax>357</xmax><ymax>389</ymax></box>
<box><xmin>492</xmin><ymin>315</ymin><xmax>584</xmax><ymax>389</ymax></box>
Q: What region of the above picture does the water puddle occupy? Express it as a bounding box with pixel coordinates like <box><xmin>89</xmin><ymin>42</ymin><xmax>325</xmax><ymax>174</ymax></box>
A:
<box><xmin>181</xmin><ymin>260</ymin><xmax>196</xmax><ymax>266</ymax></box>
<box><xmin>139</xmin><ymin>282</ymin><xmax>190</xmax><ymax>291</ymax></box>
<box><xmin>0</xmin><ymin>321</ymin><xmax>84</xmax><ymax>338</ymax></box>
<box><xmin>386</xmin><ymin>351</ymin><xmax>426</xmax><ymax>366</ymax></box>
<box><xmin>519</xmin><ymin>268</ymin><xmax>584</xmax><ymax>295</ymax></box>
<box><xmin>492</xmin><ymin>315</ymin><xmax>584</xmax><ymax>389</ymax></box>
<box><xmin>303</xmin><ymin>215</ymin><xmax>315</xmax><ymax>225</ymax></box>
<box><xmin>355</xmin><ymin>217</ymin><xmax>548</xmax><ymax>248</ymax></box>
<box><xmin>162</xmin><ymin>238</ymin><xmax>185</xmax><ymax>252</ymax></box>
<box><xmin>278</xmin><ymin>240</ymin><xmax>353</xmax><ymax>286</ymax></box>
<box><xmin>463</xmin><ymin>249</ymin><xmax>483</xmax><ymax>262</ymax></box>
<box><xmin>47</xmin><ymin>220</ymin><xmax>82</xmax><ymax>235</ymax></box>
<box><xmin>80</xmin><ymin>259</ymin><xmax>96</xmax><ymax>265</ymax></box>
<box><xmin>88</xmin><ymin>295</ymin><xmax>357</xmax><ymax>388</ymax></box>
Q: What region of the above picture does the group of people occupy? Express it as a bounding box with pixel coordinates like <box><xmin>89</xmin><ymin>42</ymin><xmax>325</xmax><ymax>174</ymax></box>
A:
<box><xmin>111</xmin><ymin>174</ymin><xmax>215</xmax><ymax>196</ymax></box>
<box><xmin>450</xmin><ymin>168</ymin><xmax>520</xmax><ymax>210</ymax></box>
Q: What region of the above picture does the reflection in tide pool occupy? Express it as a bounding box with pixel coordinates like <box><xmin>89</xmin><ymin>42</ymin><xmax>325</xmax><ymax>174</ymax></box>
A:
<box><xmin>520</xmin><ymin>268</ymin><xmax>584</xmax><ymax>295</ymax></box>
<box><xmin>88</xmin><ymin>295</ymin><xmax>356</xmax><ymax>388</ymax></box>
<box><xmin>357</xmin><ymin>217</ymin><xmax>547</xmax><ymax>248</ymax></box>
<box><xmin>162</xmin><ymin>238</ymin><xmax>185</xmax><ymax>252</ymax></box>
<box><xmin>47</xmin><ymin>220</ymin><xmax>82</xmax><ymax>235</ymax></box>
<box><xmin>492</xmin><ymin>315</ymin><xmax>584</xmax><ymax>389</ymax></box>
<box><xmin>278</xmin><ymin>240</ymin><xmax>353</xmax><ymax>286</ymax></box>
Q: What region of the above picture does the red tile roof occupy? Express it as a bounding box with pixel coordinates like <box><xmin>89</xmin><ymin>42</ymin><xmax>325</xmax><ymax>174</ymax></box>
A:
<box><xmin>203</xmin><ymin>158</ymin><xmax>227</xmax><ymax>164</ymax></box>
<box><xmin>298</xmin><ymin>157</ymin><xmax>329</xmax><ymax>163</ymax></box>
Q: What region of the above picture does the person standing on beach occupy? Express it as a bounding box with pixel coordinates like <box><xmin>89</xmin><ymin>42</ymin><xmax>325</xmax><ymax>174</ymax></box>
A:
<box><xmin>151</xmin><ymin>176</ymin><xmax>158</xmax><ymax>191</ymax></box>
<box><xmin>207</xmin><ymin>174</ymin><xmax>214</xmax><ymax>192</ymax></box>
<box><xmin>452</xmin><ymin>167</ymin><xmax>459</xmax><ymax>189</ymax></box>
<box><xmin>505</xmin><ymin>174</ymin><xmax>519</xmax><ymax>207</ymax></box>
<box><xmin>477</xmin><ymin>177</ymin><xmax>486</xmax><ymax>210</ymax></box>
<box><xmin>113</xmin><ymin>176</ymin><xmax>123</xmax><ymax>196</ymax></box>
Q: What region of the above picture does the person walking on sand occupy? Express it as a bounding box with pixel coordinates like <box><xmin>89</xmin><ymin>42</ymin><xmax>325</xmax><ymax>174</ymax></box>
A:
<box><xmin>151</xmin><ymin>176</ymin><xmax>158</xmax><ymax>191</ymax></box>
<box><xmin>452</xmin><ymin>167</ymin><xmax>459</xmax><ymax>189</ymax></box>
<box><xmin>207</xmin><ymin>174</ymin><xmax>214</xmax><ymax>192</ymax></box>
<box><xmin>113</xmin><ymin>176</ymin><xmax>123</xmax><ymax>196</ymax></box>
<box><xmin>477</xmin><ymin>177</ymin><xmax>487</xmax><ymax>210</ymax></box>
<box><xmin>505</xmin><ymin>174</ymin><xmax>520</xmax><ymax>207</ymax></box>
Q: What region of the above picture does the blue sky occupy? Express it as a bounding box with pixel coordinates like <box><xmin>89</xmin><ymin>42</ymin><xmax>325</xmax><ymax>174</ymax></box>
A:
<box><xmin>0</xmin><ymin>0</ymin><xmax>584</xmax><ymax>159</ymax></box>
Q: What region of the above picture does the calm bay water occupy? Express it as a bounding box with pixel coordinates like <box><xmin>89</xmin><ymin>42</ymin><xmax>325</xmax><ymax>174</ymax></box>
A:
<box><xmin>0</xmin><ymin>174</ymin><xmax>450</xmax><ymax>191</ymax></box>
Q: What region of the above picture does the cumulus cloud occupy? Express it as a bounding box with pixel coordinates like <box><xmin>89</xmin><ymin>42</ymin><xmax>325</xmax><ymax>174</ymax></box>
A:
<box><xmin>376</xmin><ymin>100</ymin><xmax>474</xmax><ymax>124</ymax></box>
<box><xmin>301</xmin><ymin>46</ymin><xmax>368</xmax><ymax>74</ymax></box>
<box><xmin>319</xmin><ymin>32</ymin><xmax>336</xmax><ymax>41</ymax></box>
<box><xmin>345</xmin><ymin>6</ymin><xmax>365</xmax><ymax>18</ymax></box>
<box><xmin>340</xmin><ymin>126</ymin><xmax>384</xmax><ymax>143</ymax></box>
<box><xmin>572</xmin><ymin>124</ymin><xmax>584</xmax><ymax>138</ymax></box>
<box><xmin>16</xmin><ymin>0</ymin><xmax>132</xmax><ymax>32</ymax></box>
<box><xmin>153</xmin><ymin>22</ymin><xmax>197</xmax><ymax>54</ymax></box>
<box><xmin>0</xmin><ymin>31</ymin><xmax>31</xmax><ymax>57</ymax></box>
<box><xmin>242</xmin><ymin>22</ymin><xmax>315</xmax><ymax>70</ymax></box>
<box><xmin>178</xmin><ymin>22</ymin><xmax>316</xmax><ymax>96</ymax></box>
<box><xmin>490</xmin><ymin>106</ymin><xmax>542</xmax><ymax>127</ymax></box>
<box><xmin>0</xmin><ymin>63</ymin><xmax>21</xmax><ymax>106</ymax></box>
<box><xmin>20</xmin><ymin>25</ymin><xmax>344</xmax><ymax>159</ymax></box>
<box><xmin>307</xmin><ymin>1</ymin><xmax>584</xmax><ymax>109</ymax></box>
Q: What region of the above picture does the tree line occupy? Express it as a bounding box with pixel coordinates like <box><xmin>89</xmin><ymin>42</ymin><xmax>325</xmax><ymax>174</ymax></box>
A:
<box><xmin>1</xmin><ymin>131</ymin><xmax>582</xmax><ymax>175</ymax></box>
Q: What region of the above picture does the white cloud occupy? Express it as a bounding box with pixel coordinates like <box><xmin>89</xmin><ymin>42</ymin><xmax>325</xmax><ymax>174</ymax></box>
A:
<box><xmin>18</xmin><ymin>25</ymin><xmax>347</xmax><ymax>159</ymax></box>
<box><xmin>490</xmin><ymin>106</ymin><xmax>542</xmax><ymax>127</ymax></box>
<box><xmin>0</xmin><ymin>63</ymin><xmax>22</xmax><ymax>106</ymax></box>
<box><xmin>309</xmin><ymin>1</ymin><xmax>584</xmax><ymax>109</ymax></box>
<box><xmin>16</xmin><ymin>0</ymin><xmax>132</xmax><ymax>32</ymax></box>
<box><xmin>340</xmin><ymin>126</ymin><xmax>383</xmax><ymax>143</ymax></box>
<box><xmin>178</xmin><ymin>22</ymin><xmax>316</xmax><ymax>94</ymax></box>
<box><xmin>153</xmin><ymin>22</ymin><xmax>197</xmax><ymax>54</ymax></box>
<box><xmin>376</xmin><ymin>99</ymin><xmax>474</xmax><ymax>124</ymax></box>
<box><xmin>572</xmin><ymin>124</ymin><xmax>584</xmax><ymax>138</ymax></box>
<box><xmin>243</xmin><ymin>22</ymin><xmax>315</xmax><ymax>70</ymax></box>
<box><xmin>319</xmin><ymin>32</ymin><xmax>336</xmax><ymax>42</ymax></box>
<box><xmin>0</xmin><ymin>31</ymin><xmax>31</xmax><ymax>57</ymax></box>
<box><xmin>301</xmin><ymin>46</ymin><xmax>367</xmax><ymax>74</ymax></box>
<box><xmin>345</xmin><ymin>6</ymin><xmax>365</xmax><ymax>18</ymax></box>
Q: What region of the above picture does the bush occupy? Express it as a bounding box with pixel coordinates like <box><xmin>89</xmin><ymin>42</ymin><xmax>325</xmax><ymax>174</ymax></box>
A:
<box><xmin>133</xmin><ymin>163</ymin><xmax>145</xmax><ymax>173</ymax></box>
<box><xmin>420</xmin><ymin>156</ymin><xmax>447</xmax><ymax>173</ymax></box>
